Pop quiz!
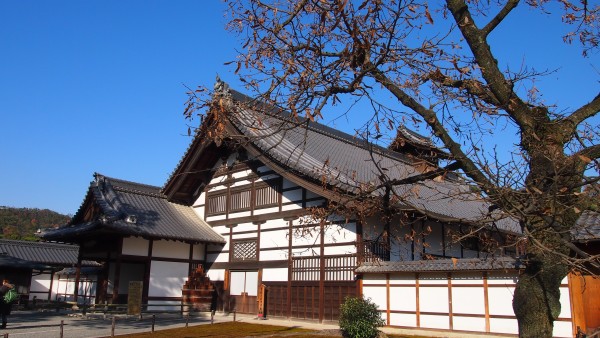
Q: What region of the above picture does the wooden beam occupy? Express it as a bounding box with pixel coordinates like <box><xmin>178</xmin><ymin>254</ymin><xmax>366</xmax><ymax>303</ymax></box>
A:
<box><xmin>483</xmin><ymin>272</ymin><xmax>490</xmax><ymax>332</ymax></box>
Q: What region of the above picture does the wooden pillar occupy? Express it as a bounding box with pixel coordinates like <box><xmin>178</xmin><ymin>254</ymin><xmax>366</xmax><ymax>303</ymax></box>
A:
<box><xmin>386</xmin><ymin>273</ymin><xmax>390</xmax><ymax>325</ymax></box>
<box><xmin>415</xmin><ymin>273</ymin><xmax>420</xmax><ymax>327</ymax></box>
<box><xmin>48</xmin><ymin>270</ymin><xmax>55</xmax><ymax>301</ymax></box>
<box><xmin>112</xmin><ymin>237</ymin><xmax>123</xmax><ymax>304</ymax></box>
<box><xmin>74</xmin><ymin>249</ymin><xmax>82</xmax><ymax>304</ymax></box>
<box><xmin>284</xmin><ymin>218</ymin><xmax>294</xmax><ymax>318</ymax></box>
<box><xmin>318</xmin><ymin>221</ymin><xmax>325</xmax><ymax>323</ymax></box>
<box><xmin>142</xmin><ymin>239</ymin><xmax>153</xmax><ymax>304</ymax></box>
<box><xmin>447</xmin><ymin>272</ymin><xmax>453</xmax><ymax>330</ymax></box>
<box><xmin>483</xmin><ymin>272</ymin><xmax>490</xmax><ymax>332</ymax></box>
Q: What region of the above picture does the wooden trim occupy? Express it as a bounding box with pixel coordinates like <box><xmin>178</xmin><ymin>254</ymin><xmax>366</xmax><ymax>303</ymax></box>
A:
<box><xmin>287</xmin><ymin>219</ymin><xmax>293</xmax><ymax>318</ymax></box>
<box><xmin>415</xmin><ymin>273</ymin><xmax>420</xmax><ymax>328</ymax></box>
<box><xmin>143</xmin><ymin>239</ymin><xmax>153</xmax><ymax>304</ymax></box>
<box><xmin>483</xmin><ymin>271</ymin><xmax>490</xmax><ymax>333</ymax></box>
<box><xmin>208</xmin><ymin>209</ymin><xmax>308</xmax><ymax>227</ymax></box>
<box><xmin>319</xmin><ymin>221</ymin><xmax>325</xmax><ymax>323</ymax></box>
<box><xmin>113</xmin><ymin>237</ymin><xmax>123</xmax><ymax>303</ymax></box>
<box><xmin>386</xmin><ymin>273</ymin><xmax>391</xmax><ymax>325</ymax></box>
<box><xmin>447</xmin><ymin>272</ymin><xmax>453</xmax><ymax>330</ymax></box>
<box><xmin>210</xmin><ymin>260</ymin><xmax>289</xmax><ymax>270</ymax></box>
<box><xmin>73</xmin><ymin>249</ymin><xmax>82</xmax><ymax>301</ymax></box>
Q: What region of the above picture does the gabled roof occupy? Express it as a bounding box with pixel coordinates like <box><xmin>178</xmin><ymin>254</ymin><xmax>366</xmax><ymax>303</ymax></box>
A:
<box><xmin>41</xmin><ymin>174</ymin><xmax>225</xmax><ymax>244</ymax></box>
<box><xmin>163</xmin><ymin>82</ymin><xmax>519</xmax><ymax>234</ymax></box>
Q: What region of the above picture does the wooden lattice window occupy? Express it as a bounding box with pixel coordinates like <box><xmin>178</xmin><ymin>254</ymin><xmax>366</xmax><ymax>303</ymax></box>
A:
<box><xmin>292</xmin><ymin>255</ymin><xmax>356</xmax><ymax>281</ymax></box>
<box><xmin>255</xmin><ymin>180</ymin><xmax>279</xmax><ymax>207</ymax></box>
<box><xmin>230</xmin><ymin>189</ymin><xmax>251</xmax><ymax>212</ymax></box>
<box><xmin>206</xmin><ymin>193</ymin><xmax>227</xmax><ymax>215</ymax></box>
<box><xmin>231</xmin><ymin>239</ymin><xmax>258</xmax><ymax>261</ymax></box>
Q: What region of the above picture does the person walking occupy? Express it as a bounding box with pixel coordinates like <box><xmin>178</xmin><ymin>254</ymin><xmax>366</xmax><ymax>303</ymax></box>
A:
<box><xmin>0</xmin><ymin>279</ymin><xmax>15</xmax><ymax>329</ymax></box>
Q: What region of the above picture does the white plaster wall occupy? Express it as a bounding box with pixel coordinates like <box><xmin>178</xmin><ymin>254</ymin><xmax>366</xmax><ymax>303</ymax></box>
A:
<box><xmin>261</xmin><ymin>268</ymin><xmax>288</xmax><ymax>282</ymax></box>
<box><xmin>364</xmin><ymin>274</ymin><xmax>387</xmax><ymax>285</ymax></box>
<box><xmin>260</xmin><ymin>229</ymin><xmax>289</xmax><ymax>249</ymax></box>
<box><xmin>419</xmin><ymin>287</ymin><xmax>449</xmax><ymax>313</ymax></box>
<box><xmin>390</xmin><ymin>313</ymin><xmax>416</xmax><ymax>327</ymax></box>
<box><xmin>152</xmin><ymin>240</ymin><xmax>189</xmax><ymax>259</ymax></box>
<box><xmin>260</xmin><ymin>249</ymin><xmax>288</xmax><ymax>261</ymax></box>
<box><xmin>420</xmin><ymin>314</ymin><xmax>449</xmax><ymax>330</ymax></box>
<box><xmin>207</xmin><ymin>214</ymin><xmax>227</xmax><ymax>222</ymax></box>
<box><xmin>554</xmin><ymin>321</ymin><xmax>574</xmax><ymax>338</ymax></box>
<box><xmin>232</xmin><ymin>233</ymin><xmax>258</xmax><ymax>240</ymax></box>
<box><xmin>487</xmin><ymin>286</ymin><xmax>515</xmax><ymax>316</ymax></box>
<box><xmin>389</xmin><ymin>286</ymin><xmax>416</xmax><ymax>311</ymax></box>
<box><xmin>122</xmin><ymin>236</ymin><xmax>149</xmax><ymax>256</ymax></box>
<box><xmin>207</xmin><ymin>268</ymin><xmax>226</xmax><ymax>282</ymax></box>
<box><xmin>489</xmin><ymin>318</ymin><xmax>519</xmax><ymax>335</ymax></box>
<box><xmin>149</xmin><ymin>261</ymin><xmax>188</xmax><ymax>297</ymax></box>
<box><xmin>453</xmin><ymin>316</ymin><xmax>486</xmax><ymax>332</ymax></box>
<box><xmin>362</xmin><ymin>286</ymin><xmax>387</xmax><ymax>310</ymax></box>
<box><xmin>282</xmin><ymin>189</ymin><xmax>303</xmax><ymax>203</ymax></box>
<box><xmin>254</xmin><ymin>206</ymin><xmax>280</xmax><ymax>215</ymax></box>
<box><xmin>452</xmin><ymin>287</ymin><xmax>485</xmax><ymax>314</ymax></box>
<box><xmin>324</xmin><ymin>245</ymin><xmax>355</xmax><ymax>256</ymax></box>
<box><xmin>30</xmin><ymin>273</ymin><xmax>51</xmax><ymax>292</ymax></box>
<box><xmin>192</xmin><ymin>243</ymin><xmax>205</xmax><ymax>260</ymax></box>
<box><xmin>229</xmin><ymin>210</ymin><xmax>252</xmax><ymax>218</ymax></box>
<box><xmin>281</xmin><ymin>203</ymin><xmax>302</xmax><ymax>211</ymax></box>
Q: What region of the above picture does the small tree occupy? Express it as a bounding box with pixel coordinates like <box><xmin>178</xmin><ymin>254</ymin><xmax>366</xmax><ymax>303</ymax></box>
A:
<box><xmin>339</xmin><ymin>296</ymin><xmax>385</xmax><ymax>338</ymax></box>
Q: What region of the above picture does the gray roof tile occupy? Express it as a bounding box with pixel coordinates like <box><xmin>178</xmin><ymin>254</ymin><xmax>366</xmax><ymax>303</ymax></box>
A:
<box><xmin>225</xmin><ymin>89</ymin><xmax>520</xmax><ymax>233</ymax></box>
<box><xmin>0</xmin><ymin>239</ymin><xmax>90</xmax><ymax>266</ymax></box>
<box><xmin>572</xmin><ymin>210</ymin><xmax>600</xmax><ymax>241</ymax></box>
<box><xmin>42</xmin><ymin>174</ymin><xmax>225</xmax><ymax>244</ymax></box>
<box><xmin>356</xmin><ymin>256</ymin><xmax>521</xmax><ymax>273</ymax></box>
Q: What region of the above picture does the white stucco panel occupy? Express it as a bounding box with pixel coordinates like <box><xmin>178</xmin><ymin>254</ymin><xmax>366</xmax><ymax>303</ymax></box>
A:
<box><xmin>30</xmin><ymin>273</ymin><xmax>52</xmax><ymax>292</ymax></box>
<box><xmin>419</xmin><ymin>287</ymin><xmax>449</xmax><ymax>312</ymax></box>
<box><xmin>487</xmin><ymin>286</ymin><xmax>516</xmax><ymax>316</ymax></box>
<box><xmin>152</xmin><ymin>240</ymin><xmax>189</xmax><ymax>259</ymax></box>
<box><xmin>452</xmin><ymin>287</ymin><xmax>485</xmax><ymax>314</ymax></box>
<box><xmin>420</xmin><ymin>314</ymin><xmax>450</xmax><ymax>330</ymax></box>
<box><xmin>389</xmin><ymin>286</ymin><xmax>416</xmax><ymax>311</ymax></box>
<box><xmin>453</xmin><ymin>316</ymin><xmax>486</xmax><ymax>332</ymax></box>
<box><xmin>149</xmin><ymin>260</ymin><xmax>188</xmax><ymax>297</ymax></box>
<box><xmin>261</xmin><ymin>268</ymin><xmax>289</xmax><ymax>282</ymax></box>
<box><xmin>122</xmin><ymin>237</ymin><xmax>149</xmax><ymax>256</ymax></box>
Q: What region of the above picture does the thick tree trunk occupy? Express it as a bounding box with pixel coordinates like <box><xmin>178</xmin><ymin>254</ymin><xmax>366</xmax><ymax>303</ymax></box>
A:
<box><xmin>513</xmin><ymin>256</ymin><xmax>569</xmax><ymax>338</ymax></box>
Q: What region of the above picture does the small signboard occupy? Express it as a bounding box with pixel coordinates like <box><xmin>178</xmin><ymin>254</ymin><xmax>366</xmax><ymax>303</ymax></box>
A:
<box><xmin>127</xmin><ymin>281</ymin><xmax>143</xmax><ymax>315</ymax></box>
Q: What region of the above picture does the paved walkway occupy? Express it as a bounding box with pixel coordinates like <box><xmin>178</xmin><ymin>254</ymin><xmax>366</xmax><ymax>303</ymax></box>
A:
<box><xmin>0</xmin><ymin>310</ymin><xmax>509</xmax><ymax>338</ymax></box>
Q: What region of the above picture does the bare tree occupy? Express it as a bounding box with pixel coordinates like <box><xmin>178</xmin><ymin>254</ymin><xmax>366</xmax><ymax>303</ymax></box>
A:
<box><xmin>189</xmin><ymin>1</ymin><xmax>600</xmax><ymax>337</ymax></box>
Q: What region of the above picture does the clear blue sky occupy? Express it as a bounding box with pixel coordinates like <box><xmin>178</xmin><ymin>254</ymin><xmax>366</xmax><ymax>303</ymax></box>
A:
<box><xmin>0</xmin><ymin>1</ymin><xmax>243</xmax><ymax>215</ymax></box>
<box><xmin>0</xmin><ymin>1</ymin><xmax>598</xmax><ymax>215</ymax></box>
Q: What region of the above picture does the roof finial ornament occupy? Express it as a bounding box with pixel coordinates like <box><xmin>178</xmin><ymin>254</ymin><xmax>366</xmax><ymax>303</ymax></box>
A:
<box><xmin>214</xmin><ymin>74</ymin><xmax>230</xmax><ymax>95</ymax></box>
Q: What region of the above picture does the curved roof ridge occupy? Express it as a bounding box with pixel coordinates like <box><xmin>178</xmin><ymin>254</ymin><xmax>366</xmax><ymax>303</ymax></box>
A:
<box><xmin>228</xmin><ymin>88</ymin><xmax>416</xmax><ymax>166</ymax></box>
<box><xmin>97</xmin><ymin>173</ymin><xmax>165</xmax><ymax>199</ymax></box>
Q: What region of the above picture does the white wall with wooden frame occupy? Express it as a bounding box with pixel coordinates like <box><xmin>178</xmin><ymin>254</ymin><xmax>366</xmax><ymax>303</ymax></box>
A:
<box><xmin>361</xmin><ymin>271</ymin><xmax>574</xmax><ymax>337</ymax></box>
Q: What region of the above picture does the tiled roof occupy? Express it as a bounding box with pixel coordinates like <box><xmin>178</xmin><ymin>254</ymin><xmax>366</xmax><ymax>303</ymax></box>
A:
<box><xmin>0</xmin><ymin>253</ymin><xmax>54</xmax><ymax>270</ymax></box>
<box><xmin>571</xmin><ymin>210</ymin><xmax>600</xmax><ymax>242</ymax></box>
<box><xmin>42</xmin><ymin>174</ymin><xmax>225</xmax><ymax>244</ymax></box>
<box><xmin>222</xmin><ymin>87</ymin><xmax>520</xmax><ymax>233</ymax></box>
<box><xmin>356</xmin><ymin>256</ymin><xmax>522</xmax><ymax>273</ymax></box>
<box><xmin>0</xmin><ymin>239</ymin><xmax>93</xmax><ymax>266</ymax></box>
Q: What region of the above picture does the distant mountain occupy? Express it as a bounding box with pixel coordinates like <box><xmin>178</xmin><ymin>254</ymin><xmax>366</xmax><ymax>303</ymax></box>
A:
<box><xmin>0</xmin><ymin>206</ymin><xmax>71</xmax><ymax>241</ymax></box>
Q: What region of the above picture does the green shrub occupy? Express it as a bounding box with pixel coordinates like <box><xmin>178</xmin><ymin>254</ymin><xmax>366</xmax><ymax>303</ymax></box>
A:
<box><xmin>339</xmin><ymin>296</ymin><xmax>385</xmax><ymax>338</ymax></box>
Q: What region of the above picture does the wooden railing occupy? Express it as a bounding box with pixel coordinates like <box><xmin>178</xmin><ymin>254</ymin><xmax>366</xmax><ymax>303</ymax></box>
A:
<box><xmin>361</xmin><ymin>240</ymin><xmax>390</xmax><ymax>263</ymax></box>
